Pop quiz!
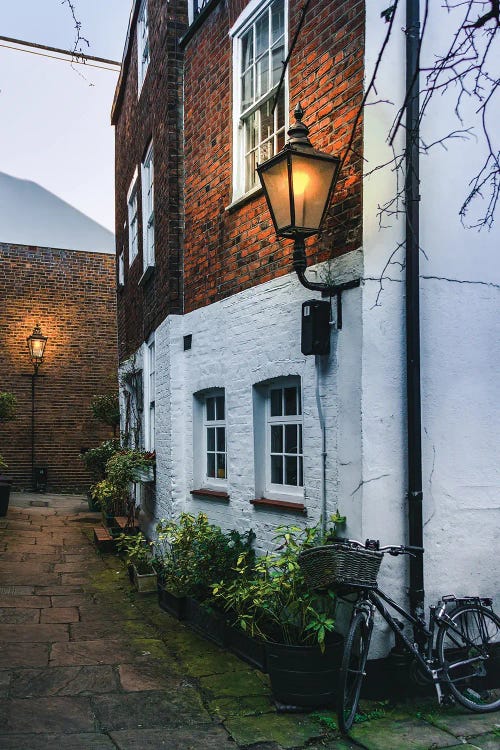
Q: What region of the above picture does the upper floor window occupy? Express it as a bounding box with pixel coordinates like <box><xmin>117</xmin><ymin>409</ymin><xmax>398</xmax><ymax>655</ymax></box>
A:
<box><xmin>145</xmin><ymin>338</ymin><xmax>155</xmax><ymax>451</ymax></box>
<box><xmin>232</xmin><ymin>0</ymin><xmax>287</xmax><ymax>199</ymax></box>
<box><xmin>137</xmin><ymin>0</ymin><xmax>150</xmax><ymax>93</ymax></box>
<box><xmin>127</xmin><ymin>171</ymin><xmax>139</xmax><ymax>264</ymax></box>
<box><xmin>141</xmin><ymin>142</ymin><xmax>155</xmax><ymax>269</ymax></box>
<box><xmin>118</xmin><ymin>249</ymin><xmax>125</xmax><ymax>287</ymax></box>
<box><xmin>188</xmin><ymin>1</ymin><xmax>211</xmax><ymax>25</ymax></box>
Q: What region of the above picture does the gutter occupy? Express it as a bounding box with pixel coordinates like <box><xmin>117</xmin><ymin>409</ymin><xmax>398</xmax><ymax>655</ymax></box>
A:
<box><xmin>405</xmin><ymin>0</ymin><xmax>425</xmax><ymax>620</ymax></box>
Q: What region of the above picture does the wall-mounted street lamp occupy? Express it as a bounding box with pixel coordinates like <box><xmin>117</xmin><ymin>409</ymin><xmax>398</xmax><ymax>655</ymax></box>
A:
<box><xmin>25</xmin><ymin>323</ymin><xmax>48</xmax><ymax>490</ymax></box>
<box><xmin>257</xmin><ymin>103</ymin><xmax>360</xmax><ymax>333</ymax></box>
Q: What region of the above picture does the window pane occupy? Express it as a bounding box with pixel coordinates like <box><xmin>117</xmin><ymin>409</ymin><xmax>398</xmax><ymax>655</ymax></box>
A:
<box><xmin>298</xmin><ymin>387</ymin><xmax>302</xmax><ymax>415</ymax></box>
<box><xmin>285</xmin><ymin>455</ymin><xmax>298</xmax><ymax>485</ymax></box>
<box><xmin>277</xmin><ymin>88</ymin><xmax>285</xmax><ymax>130</ymax></box>
<box><xmin>216</xmin><ymin>395</ymin><xmax>225</xmax><ymax>420</ymax></box>
<box><xmin>271</xmin><ymin>454</ymin><xmax>283</xmax><ymax>484</ymax></box>
<box><xmin>299</xmin><ymin>456</ymin><xmax>303</xmax><ymax>486</ymax></box>
<box><xmin>260</xmin><ymin>139</ymin><xmax>273</xmax><ymax>163</ymax></box>
<box><xmin>271</xmin><ymin>424</ymin><xmax>283</xmax><ymax>453</ymax></box>
<box><xmin>245</xmin><ymin>149</ymin><xmax>257</xmax><ymax>192</ymax></box>
<box><xmin>241</xmin><ymin>29</ymin><xmax>253</xmax><ymax>71</ymax></box>
<box><xmin>272</xmin><ymin>41</ymin><xmax>284</xmax><ymax>86</ymax></box>
<box><xmin>207</xmin><ymin>453</ymin><xmax>215</xmax><ymax>478</ymax></box>
<box><xmin>299</xmin><ymin>424</ymin><xmax>303</xmax><ymax>453</ymax></box>
<box><xmin>242</xmin><ymin>68</ymin><xmax>254</xmax><ymax>110</ymax></box>
<box><xmin>256</xmin><ymin>53</ymin><xmax>269</xmax><ymax>98</ymax></box>
<box><xmin>285</xmin><ymin>424</ymin><xmax>297</xmax><ymax>454</ymax></box>
<box><xmin>255</xmin><ymin>13</ymin><xmax>268</xmax><ymax>58</ymax></box>
<box><xmin>270</xmin><ymin>388</ymin><xmax>282</xmax><ymax>416</ymax></box>
<box><xmin>271</xmin><ymin>0</ymin><xmax>284</xmax><ymax>43</ymax></box>
<box><xmin>245</xmin><ymin>112</ymin><xmax>257</xmax><ymax>152</ymax></box>
<box><xmin>206</xmin><ymin>397</ymin><xmax>215</xmax><ymax>421</ymax></box>
<box><xmin>217</xmin><ymin>453</ymin><xmax>226</xmax><ymax>479</ymax></box>
<box><xmin>207</xmin><ymin>427</ymin><xmax>215</xmax><ymax>451</ymax></box>
<box><xmin>260</xmin><ymin>100</ymin><xmax>273</xmax><ymax>143</ymax></box>
<box><xmin>216</xmin><ymin>426</ymin><xmax>225</xmax><ymax>452</ymax></box>
<box><xmin>284</xmin><ymin>387</ymin><xmax>297</xmax><ymax>415</ymax></box>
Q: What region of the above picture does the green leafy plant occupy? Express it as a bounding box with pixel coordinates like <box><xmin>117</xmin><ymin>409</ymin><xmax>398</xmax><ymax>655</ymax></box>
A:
<box><xmin>0</xmin><ymin>392</ymin><xmax>16</xmax><ymax>423</ymax></box>
<box><xmin>117</xmin><ymin>532</ymin><xmax>154</xmax><ymax>574</ymax></box>
<box><xmin>106</xmin><ymin>449</ymin><xmax>155</xmax><ymax>491</ymax></box>
<box><xmin>91</xmin><ymin>393</ymin><xmax>120</xmax><ymax>435</ymax></box>
<box><xmin>81</xmin><ymin>439</ymin><xmax>121</xmax><ymax>481</ymax></box>
<box><xmin>154</xmin><ymin>513</ymin><xmax>255</xmax><ymax>600</ymax></box>
<box><xmin>211</xmin><ymin>521</ymin><xmax>339</xmax><ymax>650</ymax></box>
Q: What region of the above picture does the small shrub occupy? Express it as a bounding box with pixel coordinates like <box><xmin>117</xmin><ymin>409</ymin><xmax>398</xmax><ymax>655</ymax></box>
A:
<box><xmin>81</xmin><ymin>439</ymin><xmax>121</xmax><ymax>481</ymax></box>
<box><xmin>0</xmin><ymin>392</ymin><xmax>16</xmax><ymax>423</ymax></box>
<box><xmin>117</xmin><ymin>532</ymin><xmax>153</xmax><ymax>574</ymax></box>
<box><xmin>90</xmin><ymin>393</ymin><xmax>120</xmax><ymax>434</ymax></box>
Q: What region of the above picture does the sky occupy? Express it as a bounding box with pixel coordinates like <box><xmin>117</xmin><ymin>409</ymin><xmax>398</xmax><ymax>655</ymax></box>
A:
<box><xmin>0</xmin><ymin>1</ymin><xmax>132</xmax><ymax>233</ymax></box>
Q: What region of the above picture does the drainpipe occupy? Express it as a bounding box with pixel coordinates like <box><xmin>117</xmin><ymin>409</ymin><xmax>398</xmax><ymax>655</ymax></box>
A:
<box><xmin>405</xmin><ymin>0</ymin><xmax>424</xmax><ymax>621</ymax></box>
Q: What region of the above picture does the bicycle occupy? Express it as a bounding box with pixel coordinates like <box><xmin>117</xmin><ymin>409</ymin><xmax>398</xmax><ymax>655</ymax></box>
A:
<box><xmin>298</xmin><ymin>538</ymin><xmax>500</xmax><ymax>734</ymax></box>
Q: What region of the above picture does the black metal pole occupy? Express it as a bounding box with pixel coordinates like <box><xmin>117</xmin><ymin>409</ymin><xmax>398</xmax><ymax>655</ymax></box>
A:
<box><xmin>31</xmin><ymin>372</ymin><xmax>36</xmax><ymax>490</ymax></box>
<box><xmin>405</xmin><ymin>0</ymin><xmax>424</xmax><ymax>620</ymax></box>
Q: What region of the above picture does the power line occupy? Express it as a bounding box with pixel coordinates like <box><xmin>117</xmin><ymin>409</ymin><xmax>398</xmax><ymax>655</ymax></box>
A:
<box><xmin>0</xmin><ymin>35</ymin><xmax>121</xmax><ymax>71</ymax></box>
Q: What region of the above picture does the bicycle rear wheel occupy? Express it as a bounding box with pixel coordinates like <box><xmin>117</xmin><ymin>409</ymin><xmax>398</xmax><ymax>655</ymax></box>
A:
<box><xmin>437</xmin><ymin>604</ymin><xmax>500</xmax><ymax>712</ymax></box>
<box><xmin>337</xmin><ymin>611</ymin><xmax>371</xmax><ymax>733</ymax></box>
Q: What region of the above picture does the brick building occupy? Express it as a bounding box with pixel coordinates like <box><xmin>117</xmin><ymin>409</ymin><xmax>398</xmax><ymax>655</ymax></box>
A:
<box><xmin>113</xmin><ymin>0</ymin><xmax>500</xmax><ymax>643</ymax></box>
<box><xmin>0</xmin><ymin>176</ymin><xmax>118</xmax><ymax>491</ymax></box>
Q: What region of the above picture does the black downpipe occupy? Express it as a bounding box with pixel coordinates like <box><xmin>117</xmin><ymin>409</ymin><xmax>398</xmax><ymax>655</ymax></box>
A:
<box><xmin>405</xmin><ymin>0</ymin><xmax>424</xmax><ymax>620</ymax></box>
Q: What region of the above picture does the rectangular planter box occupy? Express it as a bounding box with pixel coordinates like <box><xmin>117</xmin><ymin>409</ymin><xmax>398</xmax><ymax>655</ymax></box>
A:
<box><xmin>131</xmin><ymin>564</ymin><xmax>157</xmax><ymax>594</ymax></box>
<box><xmin>157</xmin><ymin>583</ymin><xmax>188</xmax><ymax>620</ymax></box>
<box><xmin>186</xmin><ymin>597</ymin><xmax>226</xmax><ymax>647</ymax></box>
<box><xmin>226</xmin><ymin>624</ymin><xmax>267</xmax><ymax>672</ymax></box>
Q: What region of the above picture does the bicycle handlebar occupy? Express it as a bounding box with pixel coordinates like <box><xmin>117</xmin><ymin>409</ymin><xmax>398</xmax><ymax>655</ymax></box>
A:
<box><xmin>332</xmin><ymin>537</ymin><xmax>424</xmax><ymax>556</ymax></box>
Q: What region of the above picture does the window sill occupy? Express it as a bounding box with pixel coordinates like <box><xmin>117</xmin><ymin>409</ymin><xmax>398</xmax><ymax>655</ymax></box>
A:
<box><xmin>191</xmin><ymin>488</ymin><xmax>230</xmax><ymax>502</ymax></box>
<box><xmin>251</xmin><ymin>497</ymin><xmax>307</xmax><ymax>514</ymax></box>
<box><xmin>138</xmin><ymin>264</ymin><xmax>155</xmax><ymax>286</ymax></box>
<box><xmin>225</xmin><ymin>186</ymin><xmax>263</xmax><ymax>214</ymax></box>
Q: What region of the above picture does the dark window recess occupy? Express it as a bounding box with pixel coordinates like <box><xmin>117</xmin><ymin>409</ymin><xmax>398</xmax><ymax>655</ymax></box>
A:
<box><xmin>184</xmin><ymin>334</ymin><xmax>192</xmax><ymax>351</ymax></box>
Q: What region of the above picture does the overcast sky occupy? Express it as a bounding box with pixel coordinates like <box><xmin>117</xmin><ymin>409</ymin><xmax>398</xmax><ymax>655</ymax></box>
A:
<box><xmin>0</xmin><ymin>1</ymin><xmax>132</xmax><ymax>233</ymax></box>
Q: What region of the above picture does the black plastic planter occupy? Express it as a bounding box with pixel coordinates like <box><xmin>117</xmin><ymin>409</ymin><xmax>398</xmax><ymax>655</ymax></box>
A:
<box><xmin>157</xmin><ymin>583</ymin><xmax>188</xmax><ymax>621</ymax></box>
<box><xmin>226</xmin><ymin>624</ymin><xmax>267</xmax><ymax>672</ymax></box>
<box><xmin>186</xmin><ymin>597</ymin><xmax>226</xmax><ymax>647</ymax></box>
<box><xmin>0</xmin><ymin>481</ymin><xmax>11</xmax><ymax>517</ymax></box>
<box><xmin>266</xmin><ymin>634</ymin><xmax>344</xmax><ymax>708</ymax></box>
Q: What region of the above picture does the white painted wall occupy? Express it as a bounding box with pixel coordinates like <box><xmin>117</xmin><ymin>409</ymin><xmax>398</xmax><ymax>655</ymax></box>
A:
<box><xmin>363</xmin><ymin>0</ymin><xmax>500</xmax><ymax>657</ymax></box>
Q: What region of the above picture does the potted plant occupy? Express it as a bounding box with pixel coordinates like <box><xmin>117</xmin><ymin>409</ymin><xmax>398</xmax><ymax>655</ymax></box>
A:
<box><xmin>153</xmin><ymin>513</ymin><xmax>254</xmax><ymax>643</ymax></box>
<box><xmin>81</xmin><ymin>438</ymin><xmax>121</xmax><ymax>510</ymax></box>
<box><xmin>117</xmin><ymin>531</ymin><xmax>157</xmax><ymax>593</ymax></box>
<box><xmin>212</xmin><ymin>520</ymin><xmax>344</xmax><ymax>705</ymax></box>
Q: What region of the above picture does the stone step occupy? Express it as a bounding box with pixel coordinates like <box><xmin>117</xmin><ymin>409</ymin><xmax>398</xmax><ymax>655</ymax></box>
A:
<box><xmin>92</xmin><ymin>527</ymin><xmax>115</xmax><ymax>553</ymax></box>
<box><xmin>114</xmin><ymin>516</ymin><xmax>139</xmax><ymax>533</ymax></box>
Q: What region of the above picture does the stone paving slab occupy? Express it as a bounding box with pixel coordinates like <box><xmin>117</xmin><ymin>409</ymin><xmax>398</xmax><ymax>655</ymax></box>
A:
<box><xmin>0</xmin><ymin>670</ymin><xmax>10</xmax><ymax>697</ymax></box>
<box><xmin>41</xmin><ymin>606</ymin><xmax>79</xmax><ymax>623</ymax></box>
<box><xmin>92</xmin><ymin>689</ymin><xmax>212</xmax><ymax>731</ymax></box>
<box><xmin>51</xmin><ymin>594</ymin><xmax>93</xmax><ymax>608</ymax></box>
<box><xmin>109</xmin><ymin>725</ymin><xmax>231</xmax><ymax>749</ymax></box>
<box><xmin>0</xmin><ymin>594</ymin><xmax>50</xmax><ymax>608</ymax></box>
<box><xmin>0</xmin><ymin>573</ymin><xmax>61</xmax><ymax>586</ymax></box>
<box><xmin>0</xmin><ymin>607</ymin><xmax>40</xmax><ymax>623</ymax></box>
<box><xmin>0</xmin><ymin>585</ymin><xmax>36</xmax><ymax>595</ymax></box>
<box><xmin>69</xmin><ymin>619</ymin><xmax>157</xmax><ymax>642</ymax></box>
<box><xmin>466</xmin><ymin>733</ymin><xmax>500</xmax><ymax>750</ymax></box>
<box><xmin>35</xmin><ymin>585</ymin><xmax>85</xmax><ymax>595</ymax></box>
<box><xmin>9</xmin><ymin>665</ymin><xmax>119</xmax><ymax>697</ymax></box>
<box><xmin>50</xmin><ymin>637</ymin><xmax>173</xmax><ymax>667</ymax></box>
<box><xmin>424</xmin><ymin>709</ymin><xmax>500</xmax><ymax>738</ymax></box>
<box><xmin>224</xmin><ymin>713</ymin><xmax>323</xmax><ymax>748</ymax></box>
<box><xmin>0</xmin><ymin>623</ymin><xmax>69</xmax><ymax>642</ymax></box>
<box><xmin>117</xmin><ymin>662</ymin><xmax>183</xmax><ymax>691</ymax></box>
<box><xmin>0</xmin><ymin>643</ymin><xmax>49</xmax><ymax>667</ymax></box>
<box><xmin>349</xmin><ymin>717</ymin><xmax>460</xmax><ymax>749</ymax></box>
<box><xmin>1</xmin><ymin>696</ymin><xmax>96</xmax><ymax>733</ymax></box>
<box><xmin>0</xmin><ymin>734</ymin><xmax>116</xmax><ymax>750</ymax></box>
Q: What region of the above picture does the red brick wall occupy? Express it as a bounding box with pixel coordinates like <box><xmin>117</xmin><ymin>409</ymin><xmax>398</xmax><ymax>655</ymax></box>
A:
<box><xmin>182</xmin><ymin>0</ymin><xmax>364</xmax><ymax>312</ymax></box>
<box><xmin>0</xmin><ymin>243</ymin><xmax>117</xmax><ymax>492</ymax></box>
<box><xmin>113</xmin><ymin>0</ymin><xmax>188</xmax><ymax>363</ymax></box>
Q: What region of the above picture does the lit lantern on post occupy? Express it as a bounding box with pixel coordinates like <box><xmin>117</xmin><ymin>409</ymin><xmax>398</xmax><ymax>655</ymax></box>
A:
<box><xmin>27</xmin><ymin>323</ymin><xmax>48</xmax><ymax>374</ymax></box>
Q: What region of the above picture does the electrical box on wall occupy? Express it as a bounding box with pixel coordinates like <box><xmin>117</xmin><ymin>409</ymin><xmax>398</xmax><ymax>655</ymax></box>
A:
<box><xmin>301</xmin><ymin>299</ymin><xmax>331</xmax><ymax>355</ymax></box>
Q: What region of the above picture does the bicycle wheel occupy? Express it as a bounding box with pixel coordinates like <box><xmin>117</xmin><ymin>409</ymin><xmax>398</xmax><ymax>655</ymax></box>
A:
<box><xmin>337</xmin><ymin>611</ymin><xmax>371</xmax><ymax>733</ymax></box>
<box><xmin>437</xmin><ymin>604</ymin><xmax>500</xmax><ymax>712</ymax></box>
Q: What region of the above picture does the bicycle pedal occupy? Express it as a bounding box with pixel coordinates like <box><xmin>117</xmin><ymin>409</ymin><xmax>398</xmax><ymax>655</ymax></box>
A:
<box><xmin>440</xmin><ymin>694</ymin><xmax>455</xmax><ymax>707</ymax></box>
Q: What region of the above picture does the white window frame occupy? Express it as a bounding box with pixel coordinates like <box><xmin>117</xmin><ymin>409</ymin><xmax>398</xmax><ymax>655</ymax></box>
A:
<box><xmin>230</xmin><ymin>0</ymin><xmax>288</xmax><ymax>201</ymax></box>
<box><xmin>144</xmin><ymin>338</ymin><xmax>155</xmax><ymax>451</ymax></box>
<box><xmin>127</xmin><ymin>170</ymin><xmax>139</xmax><ymax>264</ymax></box>
<box><xmin>193</xmin><ymin>389</ymin><xmax>227</xmax><ymax>490</ymax></box>
<box><xmin>137</xmin><ymin>0</ymin><xmax>150</xmax><ymax>94</ymax></box>
<box><xmin>118</xmin><ymin>249</ymin><xmax>125</xmax><ymax>287</ymax></box>
<box><xmin>141</xmin><ymin>142</ymin><xmax>155</xmax><ymax>269</ymax></box>
<box><xmin>253</xmin><ymin>376</ymin><xmax>303</xmax><ymax>502</ymax></box>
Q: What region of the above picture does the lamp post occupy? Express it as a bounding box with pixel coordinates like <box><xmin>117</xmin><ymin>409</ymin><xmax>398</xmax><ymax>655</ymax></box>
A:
<box><xmin>257</xmin><ymin>103</ymin><xmax>360</xmax><ymax>327</ymax></box>
<box><xmin>26</xmin><ymin>323</ymin><xmax>48</xmax><ymax>490</ymax></box>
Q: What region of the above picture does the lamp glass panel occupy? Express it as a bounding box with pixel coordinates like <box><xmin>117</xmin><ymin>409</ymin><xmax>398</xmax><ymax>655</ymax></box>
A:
<box><xmin>29</xmin><ymin>337</ymin><xmax>46</xmax><ymax>360</ymax></box>
<box><xmin>259</xmin><ymin>156</ymin><xmax>291</xmax><ymax>231</ymax></box>
<box><xmin>290</xmin><ymin>153</ymin><xmax>338</xmax><ymax>231</ymax></box>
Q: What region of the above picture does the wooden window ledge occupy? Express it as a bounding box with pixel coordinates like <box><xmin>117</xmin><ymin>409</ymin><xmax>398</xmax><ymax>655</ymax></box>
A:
<box><xmin>251</xmin><ymin>497</ymin><xmax>307</xmax><ymax>514</ymax></box>
<box><xmin>191</xmin><ymin>488</ymin><xmax>230</xmax><ymax>501</ymax></box>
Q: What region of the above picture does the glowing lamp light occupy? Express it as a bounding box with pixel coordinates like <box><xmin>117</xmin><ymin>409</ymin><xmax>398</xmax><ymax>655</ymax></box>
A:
<box><xmin>257</xmin><ymin>103</ymin><xmax>340</xmax><ymax>240</ymax></box>
<box><xmin>27</xmin><ymin>323</ymin><xmax>48</xmax><ymax>372</ymax></box>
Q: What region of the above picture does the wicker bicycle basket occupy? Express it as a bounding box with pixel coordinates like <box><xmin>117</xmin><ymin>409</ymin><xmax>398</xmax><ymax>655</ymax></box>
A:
<box><xmin>298</xmin><ymin>544</ymin><xmax>383</xmax><ymax>589</ymax></box>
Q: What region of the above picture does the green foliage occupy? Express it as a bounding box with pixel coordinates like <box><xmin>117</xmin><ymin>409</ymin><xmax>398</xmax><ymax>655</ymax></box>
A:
<box><xmin>81</xmin><ymin>439</ymin><xmax>121</xmax><ymax>481</ymax></box>
<box><xmin>90</xmin><ymin>393</ymin><xmax>120</xmax><ymax>431</ymax></box>
<box><xmin>211</xmin><ymin>522</ymin><xmax>338</xmax><ymax>650</ymax></box>
<box><xmin>105</xmin><ymin>449</ymin><xmax>155</xmax><ymax>491</ymax></box>
<box><xmin>0</xmin><ymin>392</ymin><xmax>16</xmax><ymax>423</ymax></box>
<box><xmin>90</xmin><ymin>479</ymin><xmax>122</xmax><ymax>515</ymax></box>
<box><xmin>154</xmin><ymin>512</ymin><xmax>255</xmax><ymax>600</ymax></box>
<box><xmin>117</xmin><ymin>532</ymin><xmax>153</xmax><ymax>574</ymax></box>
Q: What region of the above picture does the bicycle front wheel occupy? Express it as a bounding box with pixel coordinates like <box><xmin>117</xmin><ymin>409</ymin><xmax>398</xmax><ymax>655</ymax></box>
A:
<box><xmin>437</xmin><ymin>604</ymin><xmax>500</xmax><ymax>712</ymax></box>
<box><xmin>337</xmin><ymin>611</ymin><xmax>371</xmax><ymax>733</ymax></box>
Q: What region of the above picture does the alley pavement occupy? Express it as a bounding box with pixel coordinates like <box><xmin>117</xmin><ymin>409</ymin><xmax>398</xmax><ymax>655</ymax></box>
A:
<box><xmin>0</xmin><ymin>493</ymin><xmax>498</xmax><ymax>749</ymax></box>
